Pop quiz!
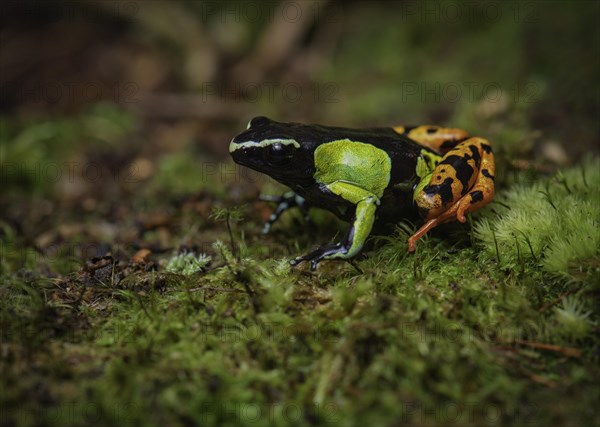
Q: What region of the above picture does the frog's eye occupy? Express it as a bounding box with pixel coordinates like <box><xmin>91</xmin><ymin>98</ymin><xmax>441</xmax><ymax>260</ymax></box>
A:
<box><xmin>270</xmin><ymin>142</ymin><xmax>286</xmax><ymax>159</ymax></box>
<box><xmin>264</xmin><ymin>142</ymin><xmax>293</xmax><ymax>164</ymax></box>
<box><xmin>248</xmin><ymin>116</ymin><xmax>271</xmax><ymax>129</ymax></box>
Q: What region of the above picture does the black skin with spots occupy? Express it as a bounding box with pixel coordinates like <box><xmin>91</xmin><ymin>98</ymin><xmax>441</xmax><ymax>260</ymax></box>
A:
<box><xmin>470</xmin><ymin>190</ymin><xmax>484</xmax><ymax>204</ymax></box>
<box><xmin>482</xmin><ymin>169</ymin><xmax>494</xmax><ymax>180</ymax></box>
<box><xmin>439</xmin><ymin>155</ymin><xmax>474</xmax><ymax>194</ymax></box>
<box><xmin>440</xmin><ymin>140</ymin><xmax>459</xmax><ymax>150</ymax></box>
<box><xmin>481</xmin><ymin>143</ymin><xmax>492</xmax><ymax>154</ymax></box>
<box><xmin>437</xmin><ymin>143</ymin><xmax>486</xmax><ymax>196</ymax></box>
<box><xmin>423</xmin><ymin>177</ymin><xmax>454</xmax><ymax>205</ymax></box>
<box><xmin>468</xmin><ymin>144</ymin><xmax>481</xmax><ymax>163</ymax></box>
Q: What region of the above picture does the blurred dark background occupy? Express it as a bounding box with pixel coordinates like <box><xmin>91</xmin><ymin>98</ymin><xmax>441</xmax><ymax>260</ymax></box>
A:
<box><xmin>1</xmin><ymin>0</ymin><xmax>598</xmax><ymax>249</ymax></box>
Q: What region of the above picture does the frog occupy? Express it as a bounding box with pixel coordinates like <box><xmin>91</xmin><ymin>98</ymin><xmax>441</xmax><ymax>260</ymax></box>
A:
<box><xmin>230</xmin><ymin>116</ymin><xmax>495</xmax><ymax>270</ymax></box>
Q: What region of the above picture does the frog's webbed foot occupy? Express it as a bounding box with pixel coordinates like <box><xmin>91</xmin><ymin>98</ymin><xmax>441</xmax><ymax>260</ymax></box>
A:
<box><xmin>260</xmin><ymin>191</ymin><xmax>311</xmax><ymax>234</ymax></box>
<box><xmin>290</xmin><ymin>242</ymin><xmax>349</xmax><ymax>271</ymax></box>
<box><xmin>410</xmin><ymin>136</ymin><xmax>495</xmax><ymax>252</ymax></box>
<box><xmin>291</xmin><ymin>185</ymin><xmax>378</xmax><ymax>270</ymax></box>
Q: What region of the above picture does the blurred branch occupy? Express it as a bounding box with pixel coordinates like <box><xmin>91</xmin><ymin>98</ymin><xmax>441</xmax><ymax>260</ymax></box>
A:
<box><xmin>231</xmin><ymin>0</ymin><xmax>329</xmax><ymax>82</ymax></box>
<box><xmin>292</xmin><ymin>2</ymin><xmax>344</xmax><ymax>78</ymax></box>
<box><xmin>127</xmin><ymin>91</ymin><xmax>247</xmax><ymax>119</ymax></box>
<box><xmin>88</xmin><ymin>0</ymin><xmax>218</xmax><ymax>86</ymax></box>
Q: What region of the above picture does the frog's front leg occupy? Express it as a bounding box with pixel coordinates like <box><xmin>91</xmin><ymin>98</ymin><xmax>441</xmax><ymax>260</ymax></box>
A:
<box><xmin>260</xmin><ymin>191</ymin><xmax>310</xmax><ymax>234</ymax></box>
<box><xmin>290</xmin><ymin>182</ymin><xmax>377</xmax><ymax>270</ymax></box>
<box><xmin>409</xmin><ymin>137</ymin><xmax>495</xmax><ymax>252</ymax></box>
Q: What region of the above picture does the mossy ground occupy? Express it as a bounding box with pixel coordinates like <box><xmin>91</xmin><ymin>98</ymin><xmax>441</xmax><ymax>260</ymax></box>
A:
<box><xmin>1</xmin><ymin>111</ymin><xmax>598</xmax><ymax>425</ymax></box>
<box><xmin>2</xmin><ymin>2</ymin><xmax>599</xmax><ymax>426</ymax></box>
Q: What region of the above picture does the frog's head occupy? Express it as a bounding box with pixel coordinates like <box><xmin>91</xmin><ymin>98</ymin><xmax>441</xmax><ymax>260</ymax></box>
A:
<box><xmin>229</xmin><ymin>116</ymin><xmax>317</xmax><ymax>184</ymax></box>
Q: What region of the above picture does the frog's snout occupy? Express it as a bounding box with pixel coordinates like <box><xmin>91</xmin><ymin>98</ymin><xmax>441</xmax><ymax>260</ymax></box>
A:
<box><xmin>229</xmin><ymin>138</ymin><xmax>239</xmax><ymax>154</ymax></box>
<box><xmin>229</xmin><ymin>143</ymin><xmax>250</xmax><ymax>166</ymax></box>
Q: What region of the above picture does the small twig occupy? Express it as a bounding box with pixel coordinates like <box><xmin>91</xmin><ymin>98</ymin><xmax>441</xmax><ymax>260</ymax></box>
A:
<box><xmin>188</xmin><ymin>286</ymin><xmax>243</xmax><ymax>293</ymax></box>
<box><xmin>517</xmin><ymin>366</ymin><xmax>557</xmax><ymax>388</ymax></box>
<box><xmin>497</xmin><ymin>338</ymin><xmax>582</xmax><ymax>358</ymax></box>
<box><xmin>538</xmin><ymin>287</ymin><xmax>582</xmax><ymax>313</ymax></box>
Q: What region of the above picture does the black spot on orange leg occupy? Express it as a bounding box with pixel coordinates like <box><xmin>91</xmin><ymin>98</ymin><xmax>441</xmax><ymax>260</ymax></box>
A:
<box><xmin>469</xmin><ymin>191</ymin><xmax>484</xmax><ymax>204</ymax></box>
<box><xmin>482</xmin><ymin>169</ymin><xmax>494</xmax><ymax>180</ymax></box>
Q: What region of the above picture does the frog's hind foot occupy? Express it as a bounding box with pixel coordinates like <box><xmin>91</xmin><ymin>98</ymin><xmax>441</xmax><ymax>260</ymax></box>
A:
<box><xmin>290</xmin><ymin>242</ymin><xmax>349</xmax><ymax>271</ymax></box>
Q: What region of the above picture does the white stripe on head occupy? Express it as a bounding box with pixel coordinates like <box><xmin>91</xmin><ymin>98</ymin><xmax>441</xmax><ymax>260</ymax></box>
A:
<box><xmin>229</xmin><ymin>138</ymin><xmax>300</xmax><ymax>153</ymax></box>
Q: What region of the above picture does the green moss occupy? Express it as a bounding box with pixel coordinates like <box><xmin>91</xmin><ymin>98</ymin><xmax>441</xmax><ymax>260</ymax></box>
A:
<box><xmin>2</xmin><ymin>139</ymin><xmax>599</xmax><ymax>427</ymax></box>
<box><xmin>474</xmin><ymin>156</ymin><xmax>600</xmax><ymax>281</ymax></box>
<box><xmin>554</xmin><ymin>296</ymin><xmax>594</xmax><ymax>341</ymax></box>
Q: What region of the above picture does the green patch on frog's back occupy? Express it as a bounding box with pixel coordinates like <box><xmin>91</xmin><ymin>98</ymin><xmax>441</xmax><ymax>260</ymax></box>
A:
<box><xmin>314</xmin><ymin>139</ymin><xmax>392</xmax><ymax>199</ymax></box>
